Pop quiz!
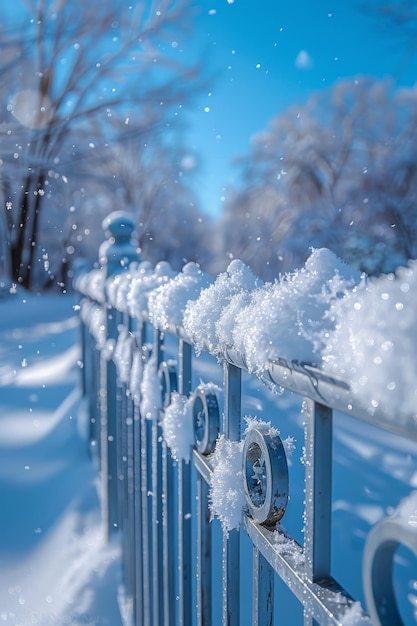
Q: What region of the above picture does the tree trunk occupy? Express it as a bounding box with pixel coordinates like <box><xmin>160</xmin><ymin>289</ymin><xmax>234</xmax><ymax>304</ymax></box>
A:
<box><xmin>10</xmin><ymin>173</ymin><xmax>31</xmax><ymax>284</ymax></box>
<box><xmin>10</xmin><ymin>171</ymin><xmax>46</xmax><ymax>290</ymax></box>
<box><xmin>24</xmin><ymin>173</ymin><xmax>46</xmax><ymax>288</ymax></box>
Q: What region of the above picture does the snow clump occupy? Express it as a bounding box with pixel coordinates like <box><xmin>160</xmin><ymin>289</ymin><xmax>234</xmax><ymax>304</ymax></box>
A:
<box><xmin>129</xmin><ymin>345</ymin><xmax>144</xmax><ymax>406</ymax></box>
<box><xmin>162</xmin><ymin>382</ymin><xmax>222</xmax><ymax>462</ymax></box>
<box><xmin>161</xmin><ymin>393</ymin><xmax>194</xmax><ymax>462</ymax></box>
<box><xmin>113</xmin><ymin>327</ymin><xmax>133</xmax><ymax>385</ymax></box>
<box><xmin>183</xmin><ymin>259</ymin><xmax>262</xmax><ymax>355</ymax></box>
<box><xmin>244</xmin><ymin>416</ymin><xmax>296</xmax><ymax>460</ymax></box>
<box><xmin>230</xmin><ymin>248</ymin><xmax>360</xmax><ymax>373</ymax></box>
<box><xmin>80</xmin><ymin>300</ymin><xmax>107</xmax><ymax>350</ymax></box>
<box><xmin>148</xmin><ymin>262</ymin><xmax>212</xmax><ymax>330</ymax></box>
<box><xmin>106</xmin><ymin>270</ymin><xmax>130</xmax><ymax>310</ymax></box>
<box><xmin>139</xmin><ymin>354</ymin><xmax>161</xmax><ymax>421</ymax></box>
<box><xmin>208</xmin><ymin>435</ymin><xmax>245</xmax><ymax>534</ymax></box>
<box><xmin>208</xmin><ymin>416</ymin><xmax>295</xmax><ymax>533</ymax></box>
<box><xmin>321</xmin><ymin>260</ymin><xmax>417</xmax><ymax>422</ymax></box>
<box><xmin>273</xmin><ymin>526</ymin><xmax>304</xmax><ymax>566</ymax></box>
<box><xmin>76</xmin><ymin>268</ymin><xmax>105</xmax><ymax>303</ymax></box>
<box><xmin>127</xmin><ymin>261</ymin><xmax>175</xmax><ymax>318</ymax></box>
<box><xmin>340</xmin><ymin>602</ymin><xmax>372</xmax><ymax>625</ymax></box>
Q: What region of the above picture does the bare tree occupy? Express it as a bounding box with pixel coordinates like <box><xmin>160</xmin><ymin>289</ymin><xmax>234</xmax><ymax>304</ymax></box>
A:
<box><xmin>0</xmin><ymin>0</ymin><xmax>202</xmax><ymax>289</ymax></box>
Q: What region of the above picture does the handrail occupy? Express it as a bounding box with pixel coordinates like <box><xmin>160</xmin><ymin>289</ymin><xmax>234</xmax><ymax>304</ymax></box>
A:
<box><xmin>75</xmin><ymin>211</ymin><xmax>417</xmax><ymax>626</ymax></box>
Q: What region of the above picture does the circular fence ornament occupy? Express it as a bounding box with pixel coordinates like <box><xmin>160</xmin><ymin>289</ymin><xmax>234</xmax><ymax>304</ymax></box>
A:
<box><xmin>242</xmin><ymin>428</ymin><xmax>289</xmax><ymax>526</ymax></box>
<box><xmin>192</xmin><ymin>386</ymin><xmax>220</xmax><ymax>454</ymax></box>
<box><xmin>363</xmin><ymin>515</ymin><xmax>417</xmax><ymax>625</ymax></box>
<box><xmin>158</xmin><ymin>360</ymin><xmax>178</xmax><ymax>408</ymax></box>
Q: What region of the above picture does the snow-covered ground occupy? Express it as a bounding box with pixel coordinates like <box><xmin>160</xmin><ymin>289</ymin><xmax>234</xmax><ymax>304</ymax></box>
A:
<box><xmin>2</xmin><ymin>257</ymin><xmax>417</xmax><ymax>624</ymax></box>
<box><xmin>0</xmin><ymin>293</ymin><xmax>122</xmax><ymax>626</ymax></box>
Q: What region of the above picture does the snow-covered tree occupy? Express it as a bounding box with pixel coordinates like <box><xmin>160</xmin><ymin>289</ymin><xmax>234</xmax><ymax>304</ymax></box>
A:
<box><xmin>214</xmin><ymin>77</ymin><xmax>417</xmax><ymax>278</ymax></box>
<box><xmin>0</xmin><ymin>0</ymin><xmax>203</xmax><ymax>290</ymax></box>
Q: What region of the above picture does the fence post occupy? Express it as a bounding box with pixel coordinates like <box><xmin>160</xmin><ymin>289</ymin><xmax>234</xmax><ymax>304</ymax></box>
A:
<box><xmin>98</xmin><ymin>211</ymin><xmax>140</xmax><ymax>539</ymax></box>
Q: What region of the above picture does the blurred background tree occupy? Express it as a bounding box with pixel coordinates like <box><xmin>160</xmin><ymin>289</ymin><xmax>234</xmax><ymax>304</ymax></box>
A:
<box><xmin>211</xmin><ymin>77</ymin><xmax>417</xmax><ymax>279</ymax></box>
<box><xmin>0</xmin><ymin>0</ymin><xmax>207</xmax><ymax>290</ymax></box>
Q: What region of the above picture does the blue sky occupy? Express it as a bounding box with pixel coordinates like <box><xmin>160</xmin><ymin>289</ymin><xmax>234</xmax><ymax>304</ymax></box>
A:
<box><xmin>185</xmin><ymin>0</ymin><xmax>417</xmax><ymax>217</ymax></box>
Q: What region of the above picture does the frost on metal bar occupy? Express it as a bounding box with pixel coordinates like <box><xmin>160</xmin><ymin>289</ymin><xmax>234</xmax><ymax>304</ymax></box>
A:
<box><xmin>304</xmin><ymin>400</ymin><xmax>332</xmax><ymax>583</ymax></box>
<box><xmin>222</xmin><ymin>362</ymin><xmax>241</xmax><ymax>626</ymax></box>
<box><xmin>178</xmin><ymin>339</ymin><xmax>192</xmax><ymax>626</ymax></box>
<box><xmin>242</xmin><ymin>516</ymin><xmax>361</xmax><ymax>625</ymax></box>
<box><xmin>75</xmin><ymin>211</ymin><xmax>417</xmax><ymax>626</ymax></box>
<box><xmin>253</xmin><ymin>548</ymin><xmax>273</xmax><ymax>626</ymax></box>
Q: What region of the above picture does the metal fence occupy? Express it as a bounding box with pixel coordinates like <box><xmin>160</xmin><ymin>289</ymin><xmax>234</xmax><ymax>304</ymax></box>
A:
<box><xmin>75</xmin><ymin>211</ymin><xmax>417</xmax><ymax>626</ymax></box>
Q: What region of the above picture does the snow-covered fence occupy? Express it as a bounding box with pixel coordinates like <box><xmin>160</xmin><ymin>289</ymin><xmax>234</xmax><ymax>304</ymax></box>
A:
<box><xmin>75</xmin><ymin>211</ymin><xmax>417</xmax><ymax>626</ymax></box>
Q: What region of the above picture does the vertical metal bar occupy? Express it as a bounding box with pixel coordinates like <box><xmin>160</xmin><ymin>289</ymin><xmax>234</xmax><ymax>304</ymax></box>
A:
<box><xmin>80</xmin><ymin>309</ymin><xmax>96</xmax><ymax>456</ymax></box>
<box><xmin>143</xmin><ymin>411</ymin><xmax>153</xmax><ymax>626</ymax></box>
<box><xmin>80</xmin><ymin>311</ymin><xmax>88</xmax><ymax>399</ymax></box>
<box><xmin>114</xmin><ymin>312</ymin><xmax>132</xmax><ymax>606</ymax></box>
<box><xmin>303</xmin><ymin>609</ymin><xmax>319</xmax><ymax>626</ymax></box>
<box><xmin>84</xmin><ymin>320</ymin><xmax>97</xmax><ymax>454</ymax></box>
<box><xmin>92</xmin><ymin>341</ymin><xmax>101</xmax><ymax>461</ymax></box>
<box><xmin>152</xmin><ymin>417</ymin><xmax>161</xmax><ymax>625</ymax></box>
<box><xmin>119</xmin><ymin>379</ymin><xmax>128</xmax><ymax>589</ymax></box>
<box><xmin>99</xmin><ymin>342</ymin><xmax>109</xmax><ymax>534</ymax></box>
<box><xmin>224</xmin><ymin>362</ymin><xmax>241</xmax><ymax>441</ymax></box>
<box><xmin>101</xmin><ymin>306</ymin><xmax>119</xmax><ymax>538</ymax></box>
<box><xmin>133</xmin><ymin>401</ymin><xmax>144</xmax><ymax>626</ymax></box>
<box><xmin>222</xmin><ymin>362</ymin><xmax>241</xmax><ymax>626</ymax></box>
<box><xmin>126</xmin><ymin>393</ymin><xmax>135</xmax><ymax>607</ymax></box>
<box><xmin>197</xmin><ymin>474</ymin><xmax>211</xmax><ymax>626</ymax></box>
<box><xmin>253</xmin><ymin>547</ymin><xmax>273</xmax><ymax>626</ymax></box>
<box><xmin>151</xmin><ymin>331</ymin><xmax>162</xmax><ymax>626</ymax></box>
<box><xmin>131</xmin><ymin>319</ymin><xmax>144</xmax><ymax>626</ymax></box>
<box><xmin>87</xmin><ymin>329</ymin><xmax>95</xmax><ymax>447</ymax></box>
<box><xmin>152</xmin><ymin>329</ymin><xmax>164</xmax><ymax>625</ymax></box>
<box><xmin>139</xmin><ymin>321</ymin><xmax>151</xmax><ymax>626</ymax></box>
<box><xmin>304</xmin><ymin>399</ymin><xmax>333</xmax><ymax>583</ymax></box>
<box><xmin>178</xmin><ymin>339</ymin><xmax>192</xmax><ymax>396</ymax></box>
<box><xmin>125</xmin><ymin>316</ymin><xmax>136</xmax><ymax>615</ymax></box>
<box><xmin>163</xmin><ymin>441</ymin><xmax>176</xmax><ymax>624</ymax></box>
<box><xmin>178</xmin><ymin>340</ymin><xmax>192</xmax><ymax>626</ymax></box>
<box><xmin>178</xmin><ymin>460</ymin><xmax>192</xmax><ymax>626</ymax></box>
<box><xmin>222</xmin><ymin>532</ymin><xmax>239</xmax><ymax>626</ymax></box>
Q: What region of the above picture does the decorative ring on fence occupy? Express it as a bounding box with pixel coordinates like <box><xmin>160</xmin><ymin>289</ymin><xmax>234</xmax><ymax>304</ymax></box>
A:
<box><xmin>363</xmin><ymin>515</ymin><xmax>417</xmax><ymax>625</ymax></box>
<box><xmin>242</xmin><ymin>428</ymin><xmax>289</xmax><ymax>526</ymax></box>
<box><xmin>192</xmin><ymin>386</ymin><xmax>220</xmax><ymax>454</ymax></box>
<box><xmin>158</xmin><ymin>360</ymin><xmax>178</xmax><ymax>408</ymax></box>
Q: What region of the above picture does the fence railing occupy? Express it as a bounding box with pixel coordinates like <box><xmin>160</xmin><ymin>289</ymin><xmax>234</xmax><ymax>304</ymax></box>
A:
<box><xmin>75</xmin><ymin>211</ymin><xmax>417</xmax><ymax>626</ymax></box>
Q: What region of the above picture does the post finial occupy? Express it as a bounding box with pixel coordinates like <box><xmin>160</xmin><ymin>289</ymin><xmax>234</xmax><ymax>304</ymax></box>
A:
<box><xmin>99</xmin><ymin>211</ymin><xmax>141</xmax><ymax>278</ymax></box>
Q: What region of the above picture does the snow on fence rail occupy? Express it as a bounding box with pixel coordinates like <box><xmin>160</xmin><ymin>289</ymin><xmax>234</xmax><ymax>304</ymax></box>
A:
<box><xmin>75</xmin><ymin>211</ymin><xmax>417</xmax><ymax>626</ymax></box>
